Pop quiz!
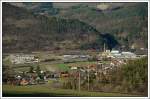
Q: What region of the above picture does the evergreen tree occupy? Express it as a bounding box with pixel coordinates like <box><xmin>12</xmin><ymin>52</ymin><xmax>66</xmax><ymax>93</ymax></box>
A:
<box><xmin>36</xmin><ymin>65</ymin><xmax>41</xmax><ymax>76</ymax></box>
<box><xmin>29</xmin><ymin>66</ymin><xmax>34</xmax><ymax>73</ymax></box>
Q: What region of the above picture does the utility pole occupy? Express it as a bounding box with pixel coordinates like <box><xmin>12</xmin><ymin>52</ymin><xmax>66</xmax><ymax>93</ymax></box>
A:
<box><xmin>96</xmin><ymin>60</ymin><xmax>98</xmax><ymax>80</ymax></box>
<box><xmin>87</xmin><ymin>28</ymin><xmax>90</xmax><ymax>91</ymax></box>
<box><xmin>78</xmin><ymin>70</ymin><xmax>80</xmax><ymax>92</ymax></box>
<box><xmin>88</xmin><ymin>65</ymin><xmax>90</xmax><ymax>91</ymax></box>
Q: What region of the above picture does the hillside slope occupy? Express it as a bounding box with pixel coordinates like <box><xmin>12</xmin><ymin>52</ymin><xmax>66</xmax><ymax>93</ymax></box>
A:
<box><xmin>9</xmin><ymin>2</ymin><xmax>148</xmax><ymax>50</ymax></box>
<box><xmin>57</xmin><ymin>3</ymin><xmax>148</xmax><ymax>49</ymax></box>
<box><xmin>3</xmin><ymin>3</ymin><xmax>117</xmax><ymax>52</ymax></box>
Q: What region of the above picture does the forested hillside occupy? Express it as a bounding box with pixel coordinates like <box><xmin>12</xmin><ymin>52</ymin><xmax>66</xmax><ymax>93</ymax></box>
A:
<box><xmin>3</xmin><ymin>2</ymin><xmax>148</xmax><ymax>52</ymax></box>
<box><xmin>3</xmin><ymin>3</ymin><xmax>117</xmax><ymax>52</ymax></box>
<box><xmin>57</xmin><ymin>3</ymin><xmax>148</xmax><ymax>49</ymax></box>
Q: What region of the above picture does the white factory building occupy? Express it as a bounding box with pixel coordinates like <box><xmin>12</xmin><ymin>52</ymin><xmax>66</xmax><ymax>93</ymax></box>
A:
<box><xmin>9</xmin><ymin>54</ymin><xmax>39</xmax><ymax>64</ymax></box>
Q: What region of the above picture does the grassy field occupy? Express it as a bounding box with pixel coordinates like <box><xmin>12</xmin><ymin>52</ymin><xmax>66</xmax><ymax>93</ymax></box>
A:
<box><xmin>12</xmin><ymin>61</ymin><xmax>97</xmax><ymax>72</ymax></box>
<box><xmin>2</xmin><ymin>84</ymin><xmax>141</xmax><ymax>97</ymax></box>
<box><xmin>3</xmin><ymin>51</ymin><xmax>98</xmax><ymax>72</ymax></box>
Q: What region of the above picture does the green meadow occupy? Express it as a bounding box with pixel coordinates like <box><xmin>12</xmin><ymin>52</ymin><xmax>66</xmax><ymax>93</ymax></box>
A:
<box><xmin>2</xmin><ymin>85</ymin><xmax>140</xmax><ymax>97</ymax></box>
